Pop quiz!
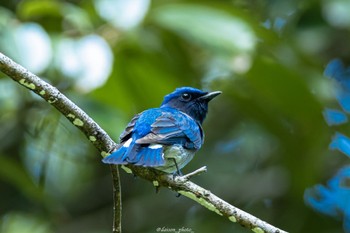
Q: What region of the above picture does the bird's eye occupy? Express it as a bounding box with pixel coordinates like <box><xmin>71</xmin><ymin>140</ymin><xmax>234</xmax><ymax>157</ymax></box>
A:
<box><xmin>181</xmin><ymin>93</ymin><xmax>191</xmax><ymax>101</ymax></box>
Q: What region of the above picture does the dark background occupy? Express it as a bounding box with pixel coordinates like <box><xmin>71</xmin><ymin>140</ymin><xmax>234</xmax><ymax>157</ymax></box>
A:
<box><xmin>0</xmin><ymin>0</ymin><xmax>349</xmax><ymax>233</ymax></box>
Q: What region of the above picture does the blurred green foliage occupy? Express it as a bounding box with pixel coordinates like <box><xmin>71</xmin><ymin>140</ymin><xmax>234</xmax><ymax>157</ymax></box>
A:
<box><xmin>0</xmin><ymin>0</ymin><xmax>349</xmax><ymax>233</ymax></box>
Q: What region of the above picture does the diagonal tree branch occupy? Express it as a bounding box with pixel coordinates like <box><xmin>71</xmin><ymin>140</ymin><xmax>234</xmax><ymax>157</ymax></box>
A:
<box><xmin>0</xmin><ymin>52</ymin><xmax>288</xmax><ymax>233</ymax></box>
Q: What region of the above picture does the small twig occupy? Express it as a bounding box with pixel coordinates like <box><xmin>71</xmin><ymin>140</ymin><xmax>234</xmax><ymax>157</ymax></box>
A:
<box><xmin>0</xmin><ymin>52</ymin><xmax>288</xmax><ymax>233</ymax></box>
<box><xmin>175</xmin><ymin>166</ymin><xmax>207</xmax><ymax>182</ymax></box>
<box><xmin>111</xmin><ymin>165</ymin><xmax>122</xmax><ymax>233</ymax></box>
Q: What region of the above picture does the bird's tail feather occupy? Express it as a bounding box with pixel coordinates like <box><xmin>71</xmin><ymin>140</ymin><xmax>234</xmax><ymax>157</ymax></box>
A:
<box><xmin>135</xmin><ymin>147</ymin><xmax>164</xmax><ymax>166</ymax></box>
<box><xmin>102</xmin><ymin>142</ymin><xmax>165</xmax><ymax>167</ymax></box>
<box><xmin>102</xmin><ymin>137</ymin><xmax>139</xmax><ymax>165</ymax></box>
<box><xmin>102</xmin><ymin>146</ymin><xmax>128</xmax><ymax>164</ymax></box>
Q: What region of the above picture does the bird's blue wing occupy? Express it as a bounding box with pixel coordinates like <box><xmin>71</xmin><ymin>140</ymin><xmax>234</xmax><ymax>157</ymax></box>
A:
<box><xmin>102</xmin><ymin>108</ymin><xmax>203</xmax><ymax>167</ymax></box>
<box><xmin>136</xmin><ymin>110</ymin><xmax>203</xmax><ymax>150</ymax></box>
<box><xmin>119</xmin><ymin>113</ymin><xmax>141</xmax><ymax>143</ymax></box>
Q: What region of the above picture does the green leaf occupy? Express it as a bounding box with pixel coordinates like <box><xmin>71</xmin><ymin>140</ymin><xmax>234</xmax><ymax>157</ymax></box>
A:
<box><xmin>151</xmin><ymin>3</ymin><xmax>256</xmax><ymax>55</ymax></box>
<box><xmin>17</xmin><ymin>0</ymin><xmax>62</xmax><ymax>19</ymax></box>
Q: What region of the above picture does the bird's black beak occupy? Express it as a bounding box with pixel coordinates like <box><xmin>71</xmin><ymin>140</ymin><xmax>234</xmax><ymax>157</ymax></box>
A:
<box><xmin>199</xmin><ymin>91</ymin><xmax>222</xmax><ymax>101</ymax></box>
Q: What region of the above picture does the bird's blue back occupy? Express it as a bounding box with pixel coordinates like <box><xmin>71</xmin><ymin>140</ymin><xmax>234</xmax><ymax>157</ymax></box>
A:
<box><xmin>133</xmin><ymin>107</ymin><xmax>203</xmax><ymax>149</ymax></box>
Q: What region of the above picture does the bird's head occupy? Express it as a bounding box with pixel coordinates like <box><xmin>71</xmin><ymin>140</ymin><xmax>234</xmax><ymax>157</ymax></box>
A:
<box><xmin>161</xmin><ymin>87</ymin><xmax>222</xmax><ymax>124</ymax></box>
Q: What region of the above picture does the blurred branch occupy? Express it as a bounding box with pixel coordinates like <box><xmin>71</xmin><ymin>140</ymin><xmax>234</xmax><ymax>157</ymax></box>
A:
<box><xmin>0</xmin><ymin>52</ymin><xmax>288</xmax><ymax>233</ymax></box>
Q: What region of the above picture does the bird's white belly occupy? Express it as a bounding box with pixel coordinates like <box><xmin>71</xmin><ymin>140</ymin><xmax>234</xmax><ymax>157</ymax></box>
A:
<box><xmin>154</xmin><ymin>144</ymin><xmax>195</xmax><ymax>174</ymax></box>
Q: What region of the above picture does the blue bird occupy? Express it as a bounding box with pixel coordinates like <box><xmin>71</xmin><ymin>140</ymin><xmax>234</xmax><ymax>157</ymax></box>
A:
<box><xmin>102</xmin><ymin>87</ymin><xmax>221</xmax><ymax>174</ymax></box>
